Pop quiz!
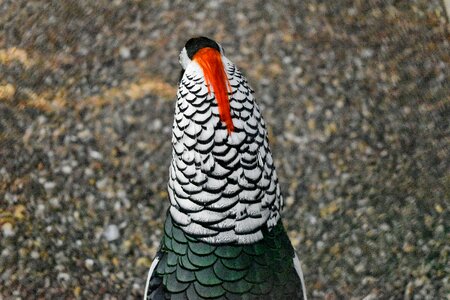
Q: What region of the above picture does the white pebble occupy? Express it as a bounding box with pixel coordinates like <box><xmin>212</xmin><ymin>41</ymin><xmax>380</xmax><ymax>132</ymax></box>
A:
<box><xmin>316</xmin><ymin>240</ymin><xmax>325</xmax><ymax>250</ymax></box>
<box><xmin>31</xmin><ymin>251</ymin><xmax>39</xmax><ymax>259</ymax></box>
<box><xmin>77</xmin><ymin>129</ymin><xmax>92</xmax><ymax>140</ymax></box>
<box><xmin>49</xmin><ymin>197</ymin><xmax>60</xmax><ymax>208</ymax></box>
<box><xmin>44</xmin><ymin>181</ymin><xmax>56</xmax><ymax>190</ymax></box>
<box><xmin>89</xmin><ymin>150</ymin><xmax>103</xmax><ymax>160</ymax></box>
<box><xmin>57</xmin><ymin>272</ymin><xmax>70</xmax><ymax>282</ymax></box>
<box><xmin>132</xmin><ymin>283</ymin><xmax>141</xmax><ymax>291</ymax></box>
<box><xmin>1</xmin><ymin>223</ymin><xmax>15</xmax><ymax>237</ymax></box>
<box><xmin>61</xmin><ymin>165</ymin><xmax>72</xmax><ymax>174</ymax></box>
<box><xmin>85</xmin><ymin>258</ymin><xmax>94</xmax><ymax>270</ymax></box>
<box><xmin>119</xmin><ymin>46</ymin><xmax>131</xmax><ymax>59</ymax></box>
<box><xmin>104</xmin><ymin>224</ymin><xmax>120</xmax><ymax>242</ymax></box>
<box><xmin>152</xmin><ymin>119</ymin><xmax>162</xmax><ymax>130</ymax></box>
<box><xmin>96</xmin><ymin>178</ymin><xmax>108</xmax><ymax>190</ymax></box>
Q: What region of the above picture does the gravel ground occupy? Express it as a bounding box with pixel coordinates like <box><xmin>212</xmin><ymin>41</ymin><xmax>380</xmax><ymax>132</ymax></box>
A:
<box><xmin>0</xmin><ymin>0</ymin><xmax>449</xmax><ymax>299</ymax></box>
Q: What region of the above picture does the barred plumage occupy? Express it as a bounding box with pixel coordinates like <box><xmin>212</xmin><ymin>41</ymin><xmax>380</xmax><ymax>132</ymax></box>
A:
<box><xmin>169</xmin><ymin>55</ymin><xmax>282</xmax><ymax>244</ymax></box>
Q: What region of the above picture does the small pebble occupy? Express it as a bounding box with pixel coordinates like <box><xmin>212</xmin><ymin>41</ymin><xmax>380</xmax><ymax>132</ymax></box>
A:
<box><xmin>1</xmin><ymin>223</ymin><xmax>15</xmax><ymax>237</ymax></box>
<box><xmin>44</xmin><ymin>181</ymin><xmax>56</xmax><ymax>190</ymax></box>
<box><xmin>61</xmin><ymin>165</ymin><xmax>72</xmax><ymax>174</ymax></box>
<box><xmin>119</xmin><ymin>46</ymin><xmax>131</xmax><ymax>59</ymax></box>
<box><xmin>85</xmin><ymin>259</ymin><xmax>94</xmax><ymax>270</ymax></box>
<box><xmin>104</xmin><ymin>225</ymin><xmax>120</xmax><ymax>242</ymax></box>
<box><xmin>57</xmin><ymin>272</ymin><xmax>70</xmax><ymax>282</ymax></box>
<box><xmin>89</xmin><ymin>150</ymin><xmax>103</xmax><ymax>160</ymax></box>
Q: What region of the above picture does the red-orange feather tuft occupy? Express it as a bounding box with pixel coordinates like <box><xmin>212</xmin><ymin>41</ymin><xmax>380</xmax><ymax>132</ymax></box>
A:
<box><xmin>193</xmin><ymin>47</ymin><xmax>234</xmax><ymax>133</ymax></box>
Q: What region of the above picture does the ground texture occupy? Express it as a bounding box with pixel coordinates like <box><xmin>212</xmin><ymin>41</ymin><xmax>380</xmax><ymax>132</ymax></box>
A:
<box><xmin>0</xmin><ymin>0</ymin><xmax>449</xmax><ymax>299</ymax></box>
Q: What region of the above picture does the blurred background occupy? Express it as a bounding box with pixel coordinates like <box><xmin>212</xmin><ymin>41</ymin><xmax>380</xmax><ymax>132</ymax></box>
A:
<box><xmin>0</xmin><ymin>0</ymin><xmax>449</xmax><ymax>299</ymax></box>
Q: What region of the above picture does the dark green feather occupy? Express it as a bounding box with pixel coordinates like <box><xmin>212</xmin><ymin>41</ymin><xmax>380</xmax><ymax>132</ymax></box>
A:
<box><xmin>213</xmin><ymin>259</ymin><xmax>248</xmax><ymax>282</ymax></box>
<box><xmin>194</xmin><ymin>281</ymin><xmax>226</xmax><ymax>298</ymax></box>
<box><xmin>187</xmin><ymin>247</ymin><xmax>217</xmax><ymax>267</ymax></box>
<box><xmin>244</xmin><ymin>263</ymin><xmax>271</xmax><ymax>283</ymax></box>
<box><xmin>243</xmin><ymin>243</ymin><xmax>266</xmax><ymax>256</ymax></box>
<box><xmin>180</xmin><ymin>254</ymin><xmax>200</xmax><ymax>271</ymax></box>
<box><xmin>189</xmin><ymin>241</ymin><xmax>216</xmax><ymax>255</ymax></box>
<box><xmin>214</xmin><ymin>245</ymin><xmax>242</xmax><ymax>258</ymax></box>
<box><xmin>221</xmin><ymin>252</ymin><xmax>252</xmax><ymax>270</ymax></box>
<box><xmin>164</xmin><ymin>216</ymin><xmax>173</xmax><ymax>237</ymax></box>
<box><xmin>163</xmin><ymin>234</ymin><xmax>172</xmax><ymax>250</ymax></box>
<box><xmin>250</xmin><ymin>279</ymin><xmax>273</xmax><ymax>295</ymax></box>
<box><xmin>222</xmin><ymin>279</ymin><xmax>253</xmax><ymax>294</ymax></box>
<box><xmin>195</xmin><ymin>266</ymin><xmax>222</xmax><ymax>286</ymax></box>
<box><xmin>166</xmin><ymin>271</ymin><xmax>189</xmax><ymax>293</ymax></box>
<box><xmin>172</xmin><ymin>225</ymin><xmax>188</xmax><ymax>243</ymax></box>
<box><xmin>170</xmin><ymin>290</ymin><xmax>189</xmax><ymax>300</ymax></box>
<box><xmin>167</xmin><ymin>251</ymin><xmax>178</xmax><ymax>266</ymax></box>
<box><xmin>171</xmin><ymin>238</ymin><xmax>188</xmax><ymax>255</ymax></box>
<box><xmin>185</xmin><ymin>284</ymin><xmax>198</xmax><ymax>299</ymax></box>
<box><xmin>176</xmin><ymin>264</ymin><xmax>196</xmax><ymax>283</ymax></box>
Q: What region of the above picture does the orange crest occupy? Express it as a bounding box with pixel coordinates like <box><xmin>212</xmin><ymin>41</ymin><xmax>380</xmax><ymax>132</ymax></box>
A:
<box><xmin>193</xmin><ymin>48</ymin><xmax>234</xmax><ymax>133</ymax></box>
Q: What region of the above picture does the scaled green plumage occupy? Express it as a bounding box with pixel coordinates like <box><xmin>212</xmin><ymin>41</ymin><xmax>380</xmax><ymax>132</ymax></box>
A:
<box><xmin>152</xmin><ymin>213</ymin><xmax>303</xmax><ymax>299</ymax></box>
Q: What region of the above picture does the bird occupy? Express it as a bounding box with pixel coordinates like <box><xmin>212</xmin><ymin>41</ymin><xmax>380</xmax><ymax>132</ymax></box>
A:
<box><xmin>144</xmin><ymin>36</ymin><xmax>307</xmax><ymax>300</ymax></box>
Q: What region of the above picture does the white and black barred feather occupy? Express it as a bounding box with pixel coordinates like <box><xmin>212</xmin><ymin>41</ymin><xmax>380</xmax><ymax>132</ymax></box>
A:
<box><xmin>168</xmin><ymin>55</ymin><xmax>283</xmax><ymax>245</ymax></box>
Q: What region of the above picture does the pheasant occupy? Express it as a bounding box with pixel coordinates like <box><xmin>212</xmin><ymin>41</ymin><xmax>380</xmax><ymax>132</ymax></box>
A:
<box><xmin>144</xmin><ymin>37</ymin><xmax>307</xmax><ymax>300</ymax></box>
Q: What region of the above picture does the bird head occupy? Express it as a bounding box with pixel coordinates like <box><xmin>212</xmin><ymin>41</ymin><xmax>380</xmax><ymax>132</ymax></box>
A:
<box><xmin>178</xmin><ymin>36</ymin><xmax>224</xmax><ymax>70</ymax></box>
<box><xmin>178</xmin><ymin>37</ymin><xmax>233</xmax><ymax>133</ymax></box>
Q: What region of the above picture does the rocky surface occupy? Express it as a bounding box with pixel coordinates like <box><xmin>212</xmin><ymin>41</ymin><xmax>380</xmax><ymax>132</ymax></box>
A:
<box><xmin>0</xmin><ymin>0</ymin><xmax>449</xmax><ymax>299</ymax></box>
